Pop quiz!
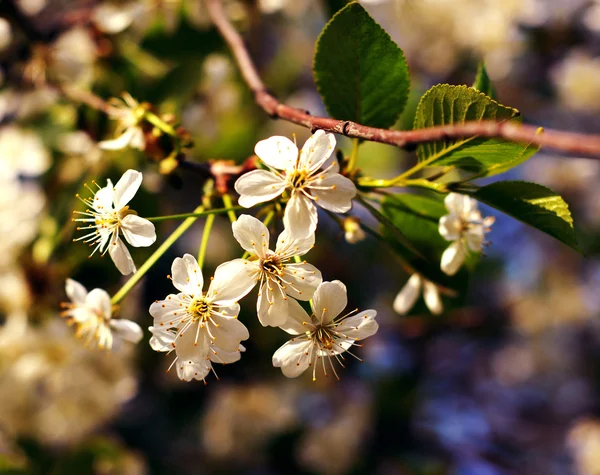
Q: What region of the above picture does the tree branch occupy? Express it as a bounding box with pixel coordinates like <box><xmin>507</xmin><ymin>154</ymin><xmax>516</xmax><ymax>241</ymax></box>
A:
<box><xmin>204</xmin><ymin>0</ymin><xmax>600</xmax><ymax>158</ymax></box>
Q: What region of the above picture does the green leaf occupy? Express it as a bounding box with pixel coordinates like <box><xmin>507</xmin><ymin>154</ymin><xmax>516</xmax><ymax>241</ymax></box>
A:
<box><xmin>414</xmin><ymin>85</ymin><xmax>538</xmax><ymax>177</ymax></box>
<box><xmin>314</xmin><ymin>2</ymin><xmax>410</xmax><ymax>128</ymax></box>
<box><xmin>472</xmin><ymin>63</ymin><xmax>497</xmax><ymax>100</ymax></box>
<box><xmin>381</xmin><ymin>193</ymin><xmax>475</xmax><ymax>285</ymax></box>
<box><xmin>468</xmin><ymin>180</ymin><xmax>580</xmax><ymax>252</ymax></box>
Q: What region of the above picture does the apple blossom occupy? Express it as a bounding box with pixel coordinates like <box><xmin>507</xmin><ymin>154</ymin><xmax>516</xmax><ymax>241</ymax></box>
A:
<box><xmin>439</xmin><ymin>193</ymin><xmax>495</xmax><ymax>276</ymax></box>
<box><xmin>61</xmin><ymin>279</ymin><xmax>143</xmax><ymax>350</ymax></box>
<box><xmin>272</xmin><ymin>281</ymin><xmax>378</xmax><ymax>380</ymax></box>
<box><xmin>73</xmin><ymin>169</ymin><xmax>156</xmax><ymax>275</ymax></box>
<box><xmin>234</xmin><ymin>130</ymin><xmax>357</xmax><ymax>239</ymax></box>
<box><xmin>231</xmin><ymin>214</ymin><xmax>322</xmax><ymax>327</ymax></box>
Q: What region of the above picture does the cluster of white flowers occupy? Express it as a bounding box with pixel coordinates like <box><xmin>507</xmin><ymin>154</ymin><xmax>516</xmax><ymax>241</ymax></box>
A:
<box><xmin>64</xmin><ymin>130</ymin><xmax>498</xmax><ymax>382</ymax></box>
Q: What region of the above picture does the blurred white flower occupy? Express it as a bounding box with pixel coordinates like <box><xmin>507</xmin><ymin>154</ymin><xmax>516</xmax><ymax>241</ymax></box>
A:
<box><xmin>0</xmin><ymin>18</ymin><xmax>12</xmax><ymax>52</ymax></box>
<box><xmin>439</xmin><ymin>193</ymin><xmax>494</xmax><ymax>276</ymax></box>
<box><xmin>272</xmin><ymin>281</ymin><xmax>378</xmax><ymax>380</ymax></box>
<box><xmin>552</xmin><ymin>51</ymin><xmax>600</xmax><ymax>112</ymax></box>
<box><xmin>93</xmin><ymin>2</ymin><xmax>139</xmax><ymax>34</ymax></box>
<box><xmin>73</xmin><ymin>169</ymin><xmax>156</xmax><ymax>275</ymax></box>
<box><xmin>393</xmin><ymin>273</ymin><xmax>443</xmax><ymax>315</ymax></box>
<box><xmin>567</xmin><ymin>418</ymin><xmax>600</xmax><ymax>475</ymax></box>
<box><xmin>343</xmin><ymin>216</ymin><xmax>366</xmax><ymax>244</ymax></box>
<box><xmin>231</xmin><ymin>214</ymin><xmax>322</xmax><ymax>327</ymax></box>
<box><xmin>61</xmin><ymin>279</ymin><xmax>143</xmax><ymax>350</ymax></box>
<box><xmin>49</xmin><ymin>27</ymin><xmax>97</xmax><ymax>87</ymax></box>
<box><xmin>148</xmin><ymin>254</ymin><xmax>254</xmax><ymax>382</ymax></box>
<box><xmin>235</xmin><ymin>130</ymin><xmax>356</xmax><ymax>239</ymax></box>
<box><xmin>0</xmin><ymin>125</ymin><xmax>50</xmax><ymax>178</ymax></box>
<box><xmin>99</xmin><ymin>93</ymin><xmax>146</xmax><ymax>151</ymax></box>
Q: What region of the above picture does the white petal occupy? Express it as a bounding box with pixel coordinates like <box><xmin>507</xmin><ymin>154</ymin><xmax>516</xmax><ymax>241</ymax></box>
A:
<box><xmin>171</xmin><ymin>254</ymin><xmax>204</xmax><ymax>295</ymax></box>
<box><xmin>440</xmin><ymin>241</ymin><xmax>466</xmax><ymax>276</ymax></box>
<box><xmin>277</xmin><ymin>297</ymin><xmax>312</xmax><ymax>335</ymax></box>
<box><xmin>109</xmin><ymin>238</ymin><xmax>136</xmax><ymax>275</ymax></box>
<box><xmin>255</xmin><ymin>135</ymin><xmax>298</xmax><ymax>170</ymax></box>
<box><xmin>98</xmin><ymin>127</ymin><xmax>139</xmax><ymax>151</ymax></box>
<box><xmin>148</xmin><ymin>326</ymin><xmax>175</xmax><ymax>352</ymax></box>
<box><xmin>209</xmin><ymin>346</ymin><xmax>242</xmax><ymax>364</ymax></box>
<box><xmin>308</xmin><ymin>172</ymin><xmax>356</xmax><ymax>213</ymax></box>
<box><xmin>110</xmin><ymin>319</ymin><xmax>143</xmax><ymax>344</ymax></box>
<box><xmin>275</xmin><ymin>228</ymin><xmax>315</xmax><ymax>257</ymax></box>
<box><xmin>298</xmin><ymin>130</ymin><xmax>336</xmax><ymax>172</ymax></box>
<box><xmin>175</xmin><ymin>327</ymin><xmax>209</xmax><ymax>360</ymax></box>
<box><xmin>65</xmin><ymin>278</ymin><xmax>88</xmax><ymax>305</ymax></box>
<box><xmin>423</xmin><ymin>280</ymin><xmax>443</xmax><ymax>315</ymax></box>
<box><xmin>235</xmin><ymin>170</ymin><xmax>287</xmax><ymax>208</ymax></box>
<box><xmin>113</xmin><ymin>169</ymin><xmax>142</xmax><ymax>209</ymax></box>
<box><xmin>336</xmin><ymin>309</ymin><xmax>378</xmax><ymax>341</ymax></box>
<box><xmin>444</xmin><ymin>193</ymin><xmax>477</xmax><ymax>216</ymax></box>
<box><xmin>93</xmin><ymin>184</ymin><xmax>115</xmax><ymax>212</ymax></box>
<box><xmin>272</xmin><ymin>338</ymin><xmax>313</xmax><ymax>378</ymax></box>
<box><xmin>176</xmin><ymin>358</ymin><xmax>211</xmax><ymax>382</ymax></box>
<box><xmin>85</xmin><ymin>288</ymin><xmax>112</xmax><ymax>320</ymax></box>
<box><xmin>283</xmin><ymin>191</ymin><xmax>318</xmax><ymax>240</ymax></box>
<box><xmin>438</xmin><ymin>214</ymin><xmax>462</xmax><ymax>241</ymax></box>
<box><xmin>281</xmin><ymin>263</ymin><xmax>322</xmax><ymax>301</ymax></box>
<box><xmin>466</xmin><ymin>225</ymin><xmax>485</xmax><ymax>252</ymax></box>
<box><xmin>393</xmin><ymin>274</ymin><xmax>422</xmax><ymax>315</ymax></box>
<box><xmin>209</xmin><ymin>258</ymin><xmax>256</xmax><ymax>306</ymax></box>
<box><xmin>312</xmin><ymin>280</ymin><xmax>347</xmax><ymax>325</ymax></box>
<box><xmin>232</xmin><ymin>214</ymin><xmax>270</xmax><ymax>259</ymax></box>
<box><xmin>128</xmin><ymin>127</ymin><xmax>146</xmax><ymax>151</ymax></box>
<box><xmin>121</xmin><ymin>214</ymin><xmax>156</xmax><ymax>247</ymax></box>
<box><xmin>149</xmin><ymin>294</ymin><xmax>185</xmax><ymax>324</ymax></box>
<box><xmin>211</xmin><ymin>315</ymin><xmax>249</xmax><ymax>351</ymax></box>
<box><xmin>257</xmin><ymin>281</ymin><xmax>289</xmax><ymax>327</ymax></box>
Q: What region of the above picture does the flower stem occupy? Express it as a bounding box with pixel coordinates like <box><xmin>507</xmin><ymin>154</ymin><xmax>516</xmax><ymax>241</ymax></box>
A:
<box><xmin>144</xmin><ymin>111</ymin><xmax>177</xmax><ymax>136</ymax></box>
<box><xmin>111</xmin><ymin>206</ymin><xmax>204</xmax><ymax>305</ymax></box>
<box><xmin>198</xmin><ymin>213</ymin><xmax>216</xmax><ymax>269</ymax></box>
<box><xmin>347</xmin><ymin>138</ymin><xmax>360</xmax><ymax>171</ymax></box>
<box><xmin>222</xmin><ymin>193</ymin><xmax>238</xmax><ymax>224</ymax></box>
<box><xmin>145</xmin><ymin>206</ymin><xmax>244</xmax><ymax>222</ymax></box>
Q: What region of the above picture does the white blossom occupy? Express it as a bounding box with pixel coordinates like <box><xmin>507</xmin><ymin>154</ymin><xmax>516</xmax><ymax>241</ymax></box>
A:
<box><xmin>99</xmin><ymin>93</ymin><xmax>146</xmax><ymax>151</ymax></box>
<box><xmin>0</xmin><ymin>125</ymin><xmax>50</xmax><ymax>179</ymax></box>
<box><xmin>148</xmin><ymin>254</ymin><xmax>255</xmax><ymax>382</ymax></box>
<box><xmin>343</xmin><ymin>216</ymin><xmax>366</xmax><ymax>244</ymax></box>
<box><xmin>231</xmin><ymin>214</ymin><xmax>322</xmax><ymax>327</ymax></box>
<box><xmin>234</xmin><ymin>130</ymin><xmax>357</xmax><ymax>239</ymax></box>
<box><xmin>61</xmin><ymin>279</ymin><xmax>143</xmax><ymax>350</ymax></box>
<box><xmin>439</xmin><ymin>193</ymin><xmax>494</xmax><ymax>276</ymax></box>
<box><xmin>393</xmin><ymin>273</ymin><xmax>443</xmax><ymax>315</ymax></box>
<box><xmin>272</xmin><ymin>281</ymin><xmax>378</xmax><ymax>380</ymax></box>
<box><xmin>73</xmin><ymin>169</ymin><xmax>156</xmax><ymax>275</ymax></box>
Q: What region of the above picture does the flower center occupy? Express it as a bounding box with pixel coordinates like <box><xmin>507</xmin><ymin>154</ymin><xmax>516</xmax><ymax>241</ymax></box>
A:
<box><xmin>260</xmin><ymin>254</ymin><xmax>283</xmax><ymax>276</ymax></box>
<box><xmin>287</xmin><ymin>169</ymin><xmax>308</xmax><ymax>189</ymax></box>
<box><xmin>313</xmin><ymin>325</ymin><xmax>336</xmax><ymax>350</ymax></box>
<box><xmin>188</xmin><ymin>297</ymin><xmax>212</xmax><ymax>322</ymax></box>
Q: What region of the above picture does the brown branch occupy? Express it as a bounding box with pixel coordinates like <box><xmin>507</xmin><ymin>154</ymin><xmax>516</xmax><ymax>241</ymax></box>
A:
<box><xmin>204</xmin><ymin>0</ymin><xmax>600</xmax><ymax>158</ymax></box>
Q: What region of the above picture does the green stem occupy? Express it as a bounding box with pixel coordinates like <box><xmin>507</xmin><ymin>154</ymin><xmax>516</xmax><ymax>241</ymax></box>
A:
<box><xmin>145</xmin><ymin>206</ymin><xmax>244</xmax><ymax>222</ymax></box>
<box><xmin>347</xmin><ymin>138</ymin><xmax>360</xmax><ymax>171</ymax></box>
<box><xmin>111</xmin><ymin>205</ymin><xmax>204</xmax><ymax>305</ymax></box>
<box><xmin>144</xmin><ymin>111</ymin><xmax>177</xmax><ymax>136</ymax></box>
<box><xmin>222</xmin><ymin>194</ymin><xmax>238</xmax><ymax>224</ymax></box>
<box><xmin>198</xmin><ymin>213</ymin><xmax>216</xmax><ymax>268</ymax></box>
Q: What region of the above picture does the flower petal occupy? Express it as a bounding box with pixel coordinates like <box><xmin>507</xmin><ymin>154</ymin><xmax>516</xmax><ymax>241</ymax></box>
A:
<box><xmin>232</xmin><ymin>214</ymin><xmax>270</xmax><ymax>259</ymax></box>
<box><xmin>277</xmin><ymin>297</ymin><xmax>312</xmax><ymax>335</ymax></box>
<box><xmin>257</xmin><ymin>281</ymin><xmax>289</xmax><ymax>327</ymax></box>
<box><xmin>208</xmin><ymin>258</ymin><xmax>256</xmax><ymax>306</ymax></box>
<box><xmin>211</xmin><ymin>316</ymin><xmax>250</xmax><ymax>352</ymax></box>
<box><xmin>209</xmin><ymin>346</ymin><xmax>243</xmax><ymax>364</ymax></box>
<box><xmin>128</xmin><ymin>127</ymin><xmax>146</xmax><ymax>151</ymax></box>
<box><xmin>308</xmin><ymin>172</ymin><xmax>356</xmax><ymax>213</ymax></box>
<box><xmin>149</xmin><ymin>294</ymin><xmax>185</xmax><ymax>325</ymax></box>
<box><xmin>255</xmin><ymin>135</ymin><xmax>298</xmax><ymax>170</ymax></box>
<box><xmin>109</xmin><ymin>238</ymin><xmax>136</xmax><ymax>275</ymax></box>
<box><xmin>312</xmin><ymin>280</ymin><xmax>347</xmax><ymax>325</ymax></box>
<box><xmin>281</xmin><ymin>263</ymin><xmax>322</xmax><ymax>301</ymax></box>
<box><xmin>235</xmin><ymin>170</ymin><xmax>287</xmax><ymax>208</ymax></box>
<box><xmin>176</xmin><ymin>358</ymin><xmax>211</xmax><ymax>382</ymax></box>
<box><xmin>110</xmin><ymin>319</ymin><xmax>143</xmax><ymax>344</ymax></box>
<box><xmin>98</xmin><ymin>127</ymin><xmax>139</xmax><ymax>151</ymax></box>
<box><xmin>466</xmin><ymin>225</ymin><xmax>485</xmax><ymax>252</ymax></box>
<box><xmin>298</xmin><ymin>130</ymin><xmax>336</xmax><ymax>172</ymax></box>
<box><xmin>444</xmin><ymin>193</ymin><xmax>477</xmax><ymax>216</ymax></box>
<box><xmin>121</xmin><ymin>214</ymin><xmax>156</xmax><ymax>247</ymax></box>
<box><xmin>393</xmin><ymin>274</ymin><xmax>422</xmax><ymax>315</ymax></box>
<box><xmin>275</xmin><ymin>228</ymin><xmax>315</xmax><ymax>258</ymax></box>
<box><xmin>438</xmin><ymin>214</ymin><xmax>462</xmax><ymax>241</ymax></box>
<box><xmin>148</xmin><ymin>326</ymin><xmax>175</xmax><ymax>352</ymax></box>
<box><xmin>272</xmin><ymin>338</ymin><xmax>313</xmax><ymax>378</ymax></box>
<box><xmin>65</xmin><ymin>278</ymin><xmax>88</xmax><ymax>305</ymax></box>
<box><xmin>423</xmin><ymin>280</ymin><xmax>443</xmax><ymax>315</ymax></box>
<box><xmin>113</xmin><ymin>169</ymin><xmax>142</xmax><ymax>209</ymax></box>
<box><xmin>440</xmin><ymin>241</ymin><xmax>466</xmax><ymax>276</ymax></box>
<box><xmin>336</xmin><ymin>309</ymin><xmax>378</xmax><ymax>341</ymax></box>
<box><xmin>283</xmin><ymin>191</ymin><xmax>318</xmax><ymax>240</ymax></box>
<box><xmin>85</xmin><ymin>288</ymin><xmax>112</xmax><ymax>320</ymax></box>
<box><xmin>92</xmin><ymin>184</ymin><xmax>114</xmax><ymax>212</ymax></box>
<box><xmin>171</xmin><ymin>254</ymin><xmax>204</xmax><ymax>295</ymax></box>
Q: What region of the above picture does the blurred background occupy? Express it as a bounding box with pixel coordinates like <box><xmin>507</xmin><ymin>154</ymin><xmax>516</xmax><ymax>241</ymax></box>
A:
<box><xmin>1</xmin><ymin>0</ymin><xmax>600</xmax><ymax>473</ymax></box>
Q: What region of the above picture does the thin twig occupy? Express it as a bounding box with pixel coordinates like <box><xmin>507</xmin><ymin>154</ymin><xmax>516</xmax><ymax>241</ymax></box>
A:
<box><xmin>204</xmin><ymin>0</ymin><xmax>600</xmax><ymax>158</ymax></box>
